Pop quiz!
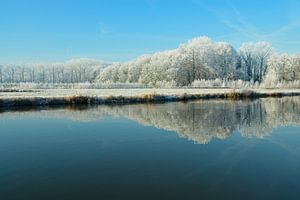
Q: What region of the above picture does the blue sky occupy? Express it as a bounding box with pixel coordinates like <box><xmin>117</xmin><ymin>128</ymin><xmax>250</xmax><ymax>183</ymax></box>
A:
<box><xmin>1</xmin><ymin>0</ymin><xmax>300</xmax><ymax>63</ymax></box>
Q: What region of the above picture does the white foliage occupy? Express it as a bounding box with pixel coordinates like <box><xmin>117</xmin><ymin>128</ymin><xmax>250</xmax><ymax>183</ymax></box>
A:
<box><xmin>95</xmin><ymin>36</ymin><xmax>239</xmax><ymax>87</ymax></box>
<box><xmin>1</xmin><ymin>36</ymin><xmax>300</xmax><ymax>89</ymax></box>
<box><xmin>0</xmin><ymin>58</ymin><xmax>109</xmax><ymax>83</ymax></box>
<box><xmin>191</xmin><ymin>79</ymin><xmax>255</xmax><ymax>89</ymax></box>
<box><xmin>238</xmin><ymin>42</ymin><xmax>273</xmax><ymax>82</ymax></box>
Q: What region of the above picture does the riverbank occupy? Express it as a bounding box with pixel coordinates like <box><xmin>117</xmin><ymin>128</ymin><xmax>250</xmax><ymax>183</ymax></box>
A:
<box><xmin>1</xmin><ymin>88</ymin><xmax>300</xmax><ymax>108</ymax></box>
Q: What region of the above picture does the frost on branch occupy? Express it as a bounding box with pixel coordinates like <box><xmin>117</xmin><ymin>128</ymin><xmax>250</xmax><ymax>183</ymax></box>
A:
<box><xmin>1</xmin><ymin>37</ymin><xmax>300</xmax><ymax>89</ymax></box>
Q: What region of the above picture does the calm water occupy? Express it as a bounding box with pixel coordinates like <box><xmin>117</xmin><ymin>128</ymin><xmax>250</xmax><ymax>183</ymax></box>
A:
<box><xmin>1</xmin><ymin>97</ymin><xmax>300</xmax><ymax>200</ymax></box>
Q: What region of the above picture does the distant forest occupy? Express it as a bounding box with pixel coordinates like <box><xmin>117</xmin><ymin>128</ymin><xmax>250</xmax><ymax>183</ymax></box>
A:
<box><xmin>1</xmin><ymin>36</ymin><xmax>300</xmax><ymax>88</ymax></box>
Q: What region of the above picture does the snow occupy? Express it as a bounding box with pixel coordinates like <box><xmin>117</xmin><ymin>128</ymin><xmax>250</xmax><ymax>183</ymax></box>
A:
<box><xmin>0</xmin><ymin>36</ymin><xmax>300</xmax><ymax>91</ymax></box>
<box><xmin>0</xmin><ymin>88</ymin><xmax>300</xmax><ymax>101</ymax></box>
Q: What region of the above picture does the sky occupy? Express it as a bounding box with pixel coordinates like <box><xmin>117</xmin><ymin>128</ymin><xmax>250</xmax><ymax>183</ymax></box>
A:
<box><xmin>1</xmin><ymin>0</ymin><xmax>300</xmax><ymax>63</ymax></box>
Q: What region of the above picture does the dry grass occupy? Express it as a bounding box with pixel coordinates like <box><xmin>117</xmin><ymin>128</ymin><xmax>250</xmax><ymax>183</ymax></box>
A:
<box><xmin>1</xmin><ymin>89</ymin><xmax>300</xmax><ymax>108</ymax></box>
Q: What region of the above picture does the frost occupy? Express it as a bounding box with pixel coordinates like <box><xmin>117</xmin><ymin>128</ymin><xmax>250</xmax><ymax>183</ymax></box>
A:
<box><xmin>0</xmin><ymin>37</ymin><xmax>300</xmax><ymax>89</ymax></box>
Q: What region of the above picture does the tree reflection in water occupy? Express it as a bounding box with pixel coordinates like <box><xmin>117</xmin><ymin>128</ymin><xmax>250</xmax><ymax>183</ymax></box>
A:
<box><xmin>1</xmin><ymin>97</ymin><xmax>300</xmax><ymax>144</ymax></box>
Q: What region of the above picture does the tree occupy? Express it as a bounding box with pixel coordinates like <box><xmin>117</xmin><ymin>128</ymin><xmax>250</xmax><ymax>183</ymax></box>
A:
<box><xmin>0</xmin><ymin>65</ymin><xmax>2</xmax><ymax>83</ymax></box>
<box><xmin>239</xmin><ymin>42</ymin><xmax>273</xmax><ymax>82</ymax></box>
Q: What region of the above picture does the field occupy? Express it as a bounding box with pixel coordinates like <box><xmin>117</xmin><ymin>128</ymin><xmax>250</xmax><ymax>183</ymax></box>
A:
<box><xmin>1</xmin><ymin>88</ymin><xmax>300</xmax><ymax>108</ymax></box>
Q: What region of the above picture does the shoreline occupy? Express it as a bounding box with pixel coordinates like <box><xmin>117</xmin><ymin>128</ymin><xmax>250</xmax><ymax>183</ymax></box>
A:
<box><xmin>1</xmin><ymin>88</ymin><xmax>300</xmax><ymax>108</ymax></box>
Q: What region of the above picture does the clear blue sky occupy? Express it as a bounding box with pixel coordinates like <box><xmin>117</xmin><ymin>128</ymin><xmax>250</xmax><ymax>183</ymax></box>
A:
<box><xmin>1</xmin><ymin>0</ymin><xmax>300</xmax><ymax>63</ymax></box>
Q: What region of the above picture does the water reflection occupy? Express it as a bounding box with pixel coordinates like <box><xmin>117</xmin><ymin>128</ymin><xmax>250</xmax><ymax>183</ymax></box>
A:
<box><xmin>1</xmin><ymin>97</ymin><xmax>300</xmax><ymax>144</ymax></box>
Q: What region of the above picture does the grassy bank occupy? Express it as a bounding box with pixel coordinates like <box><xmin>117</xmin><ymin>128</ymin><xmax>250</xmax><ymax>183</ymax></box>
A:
<box><xmin>1</xmin><ymin>88</ymin><xmax>300</xmax><ymax>108</ymax></box>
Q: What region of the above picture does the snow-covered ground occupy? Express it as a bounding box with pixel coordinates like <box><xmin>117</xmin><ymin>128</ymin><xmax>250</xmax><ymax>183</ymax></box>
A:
<box><xmin>0</xmin><ymin>89</ymin><xmax>300</xmax><ymax>100</ymax></box>
<box><xmin>1</xmin><ymin>88</ymin><xmax>300</xmax><ymax>99</ymax></box>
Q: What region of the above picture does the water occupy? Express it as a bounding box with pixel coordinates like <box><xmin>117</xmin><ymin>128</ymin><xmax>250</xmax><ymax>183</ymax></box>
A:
<box><xmin>1</xmin><ymin>97</ymin><xmax>300</xmax><ymax>200</ymax></box>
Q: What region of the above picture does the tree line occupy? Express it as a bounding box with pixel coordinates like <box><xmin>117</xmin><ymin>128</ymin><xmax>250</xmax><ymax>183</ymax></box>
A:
<box><xmin>0</xmin><ymin>59</ymin><xmax>108</xmax><ymax>83</ymax></box>
<box><xmin>96</xmin><ymin>37</ymin><xmax>300</xmax><ymax>87</ymax></box>
<box><xmin>1</xmin><ymin>37</ymin><xmax>300</xmax><ymax>87</ymax></box>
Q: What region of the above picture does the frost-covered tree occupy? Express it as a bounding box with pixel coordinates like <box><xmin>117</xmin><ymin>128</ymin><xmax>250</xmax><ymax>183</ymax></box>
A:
<box><xmin>0</xmin><ymin>59</ymin><xmax>108</xmax><ymax>83</ymax></box>
<box><xmin>264</xmin><ymin>54</ymin><xmax>297</xmax><ymax>86</ymax></box>
<box><xmin>2</xmin><ymin>36</ymin><xmax>300</xmax><ymax>88</ymax></box>
<box><xmin>95</xmin><ymin>36</ymin><xmax>239</xmax><ymax>87</ymax></box>
<box><xmin>292</xmin><ymin>54</ymin><xmax>300</xmax><ymax>80</ymax></box>
<box><xmin>211</xmin><ymin>42</ymin><xmax>238</xmax><ymax>79</ymax></box>
<box><xmin>178</xmin><ymin>37</ymin><xmax>216</xmax><ymax>83</ymax></box>
<box><xmin>238</xmin><ymin>42</ymin><xmax>273</xmax><ymax>82</ymax></box>
<box><xmin>0</xmin><ymin>65</ymin><xmax>3</xmax><ymax>83</ymax></box>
